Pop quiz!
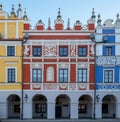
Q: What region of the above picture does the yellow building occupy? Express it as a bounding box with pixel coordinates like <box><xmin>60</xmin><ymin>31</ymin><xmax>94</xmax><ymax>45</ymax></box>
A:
<box><xmin>0</xmin><ymin>4</ymin><xmax>28</xmax><ymax>119</ymax></box>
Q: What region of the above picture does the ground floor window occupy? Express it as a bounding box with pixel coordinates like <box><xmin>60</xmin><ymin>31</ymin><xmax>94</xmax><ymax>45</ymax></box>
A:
<box><xmin>14</xmin><ymin>104</ymin><xmax>20</xmax><ymax>113</ymax></box>
<box><xmin>78</xmin><ymin>104</ymin><xmax>87</xmax><ymax>113</ymax></box>
<box><xmin>35</xmin><ymin>104</ymin><xmax>47</xmax><ymax>113</ymax></box>
<box><xmin>102</xmin><ymin>104</ymin><xmax>108</xmax><ymax>114</ymax></box>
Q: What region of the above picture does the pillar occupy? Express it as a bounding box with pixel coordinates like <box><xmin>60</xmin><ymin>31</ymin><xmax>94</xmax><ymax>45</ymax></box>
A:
<box><xmin>95</xmin><ymin>102</ymin><xmax>102</xmax><ymax>119</ymax></box>
<box><xmin>47</xmin><ymin>102</ymin><xmax>55</xmax><ymax>119</ymax></box>
<box><xmin>70</xmin><ymin>101</ymin><xmax>78</xmax><ymax>119</ymax></box>
<box><xmin>23</xmin><ymin>101</ymin><xmax>32</xmax><ymax>119</ymax></box>
<box><xmin>116</xmin><ymin>102</ymin><xmax>120</xmax><ymax>118</ymax></box>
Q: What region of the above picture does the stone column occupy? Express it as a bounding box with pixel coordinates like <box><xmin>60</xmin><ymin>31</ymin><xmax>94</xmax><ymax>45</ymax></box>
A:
<box><xmin>70</xmin><ymin>101</ymin><xmax>78</xmax><ymax>119</ymax></box>
<box><xmin>116</xmin><ymin>102</ymin><xmax>120</xmax><ymax>118</ymax></box>
<box><xmin>23</xmin><ymin>101</ymin><xmax>32</xmax><ymax>119</ymax></box>
<box><xmin>95</xmin><ymin>102</ymin><xmax>102</xmax><ymax>119</ymax></box>
<box><xmin>0</xmin><ymin>101</ymin><xmax>7</xmax><ymax>118</ymax></box>
<box><xmin>47</xmin><ymin>102</ymin><xmax>55</xmax><ymax>119</ymax></box>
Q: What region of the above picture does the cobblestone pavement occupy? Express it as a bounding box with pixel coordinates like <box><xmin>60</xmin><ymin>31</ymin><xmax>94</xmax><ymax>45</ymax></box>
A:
<box><xmin>1</xmin><ymin>119</ymin><xmax>120</xmax><ymax>122</ymax></box>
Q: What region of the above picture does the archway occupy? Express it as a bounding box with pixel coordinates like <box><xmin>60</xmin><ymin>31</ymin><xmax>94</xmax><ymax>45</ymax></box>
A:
<box><xmin>78</xmin><ymin>95</ymin><xmax>92</xmax><ymax>119</ymax></box>
<box><xmin>7</xmin><ymin>94</ymin><xmax>20</xmax><ymax>119</ymax></box>
<box><xmin>102</xmin><ymin>95</ymin><xmax>116</xmax><ymax>118</ymax></box>
<box><xmin>55</xmin><ymin>94</ymin><xmax>70</xmax><ymax>119</ymax></box>
<box><xmin>32</xmin><ymin>94</ymin><xmax>47</xmax><ymax>119</ymax></box>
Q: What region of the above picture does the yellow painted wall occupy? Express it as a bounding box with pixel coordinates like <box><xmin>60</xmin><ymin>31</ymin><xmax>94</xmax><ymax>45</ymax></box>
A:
<box><xmin>16</xmin><ymin>45</ymin><xmax>22</xmax><ymax>56</ymax></box>
<box><xmin>0</xmin><ymin>46</ymin><xmax>6</xmax><ymax>56</ymax></box>
<box><xmin>18</xmin><ymin>22</ymin><xmax>24</xmax><ymax>38</ymax></box>
<box><xmin>0</xmin><ymin>23</ymin><xmax>4</xmax><ymax>38</ymax></box>
<box><xmin>0</xmin><ymin>58</ymin><xmax>22</xmax><ymax>90</ymax></box>
<box><xmin>7</xmin><ymin>22</ymin><xmax>16</xmax><ymax>38</ymax></box>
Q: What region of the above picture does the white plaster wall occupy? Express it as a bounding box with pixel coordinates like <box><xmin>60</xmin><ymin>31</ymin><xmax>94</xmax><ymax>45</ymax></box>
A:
<box><xmin>95</xmin><ymin>35</ymin><xmax>102</xmax><ymax>42</ymax></box>
<box><xmin>116</xmin><ymin>45</ymin><xmax>120</xmax><ymax>55</ymax></box>
<box><xmin>96</xmin><ymin>45</ymin><xmax>102</xmax><ymax>56</ymax></box>
<box><xmin>115</xmin><ymin>35</ymin><xmax>120</xmax><ymax>42</ymax></box>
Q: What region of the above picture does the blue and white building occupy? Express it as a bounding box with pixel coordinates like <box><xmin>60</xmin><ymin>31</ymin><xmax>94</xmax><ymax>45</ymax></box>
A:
<box><xmin>95</xmin><ymin>14</ymin><xmax>120</xmax><ymax>119</ymax></box>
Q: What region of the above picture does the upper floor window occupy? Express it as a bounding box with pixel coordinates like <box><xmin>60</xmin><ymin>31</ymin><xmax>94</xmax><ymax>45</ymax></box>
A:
<box><xmin>8</xmin><ymin>68</ymin><xmax>15</xmax><ymax>83</ymax></box>
<box><xmin>105</xmin><ymin>47</ymin><xmax>112</xmax><ymax>56</ymax></box>
<box><xmin>78</xmin><ymin>68</ymin><xmax>87</xmax><ymax>82</ymax></box>
<box><xmin>78</xmin><ymin>47</ymin><xmax>87</xmax><ymax>57</ymax></box>
<box><xmin>32</xmin><ymin>69</ymin><xmax>42</xmax><ymax>82</ymax></box>
<box><xmin>104</xmin><ymin>70</ymin><xmax>113</xmax><ymax>83</ymax></box>
<box><xmin>33</xmin><ymin>46</ymin><xmax>42</xmax><ymax>57</ymax></box>
<box><xmin>103</xmin><ymin>46</ymin><xmax>115</xmax><ymax>56</ymax></box>
<box><xmin>7</xmin><ymin>46</ymin><xmax>15</xmax><ymax>56</ymax></box>
<box><xmin>59</xmin><ymin>69</ymin><xmax>68</xmax><ymax>83</ymax></box>
<box><xmin>59</xmin><ymin>46</ymin><xmax>68</xmax><ymax>57</ymax></box>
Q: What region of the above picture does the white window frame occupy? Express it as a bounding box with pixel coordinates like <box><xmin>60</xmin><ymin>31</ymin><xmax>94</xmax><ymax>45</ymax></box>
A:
<box><xmin>103</xmin><ymin>69</ymin><xmax>114</xmax><ymax>83</ymax></box>
<box><xmin>6</xmin><ymin>67</ymin><xmax>17</xmax><ymax>83</ymax></box>
<box><xmin>6</xmin><ymin>45</ymin><xmax>16</xmax><ymax>56</ymax></box>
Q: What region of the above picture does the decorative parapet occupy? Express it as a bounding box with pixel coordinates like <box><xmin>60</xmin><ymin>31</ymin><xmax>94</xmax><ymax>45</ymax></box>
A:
<box><xmin>96</xmin><ymin>56</ymin><xmax>120</xmax><ymax>65</ymax></box>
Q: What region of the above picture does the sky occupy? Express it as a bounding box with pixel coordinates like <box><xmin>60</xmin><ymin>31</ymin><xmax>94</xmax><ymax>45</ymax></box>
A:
<box><xmin>0</xmin><ymin>0</ymin><xmax>120</xmax><ymax>29</ymax></box>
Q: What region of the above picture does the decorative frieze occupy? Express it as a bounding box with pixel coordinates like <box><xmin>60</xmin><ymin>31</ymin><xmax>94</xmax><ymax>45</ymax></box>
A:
<box><xmin>96</xmin><ymin>83</ymin><xmax>120</xmax><ymax>90</ymax></box>
<box><xmin>96</xmin><ymin>56</ymin><xmax>120</xmax><ymax>65</ymax></box>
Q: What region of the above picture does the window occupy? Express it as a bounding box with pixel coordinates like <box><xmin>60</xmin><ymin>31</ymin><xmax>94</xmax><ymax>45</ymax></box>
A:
<box><xmin>32</xmin><ymin>69</ymin><xmax>42</xmax><ymax>82</ymax></box>
<box><xmin>59</xmin><ymin>46</ymin><xmax>68</xmax><ymax>57</ymax></box>
<box><xmin>105</xmin><ymin>47</ymin><xmax>112</xmax><ymax>56</ymax></box>
<box><xmin>7</xmin><ymin>46</ymin><xmax>15</xmax><ymax>56</ymax></box>
<box><xmin>104</xmin><ymin>70</ymin><xmax>113</xmax><ymax>83</ymax></box>
<box><xmin>78</xmin><ymin>47</ymin><xmax>87</xmax><ymax>57</ymax></box>
<box><xmin>33</xmin><ymin>47</ymin><xmax>41</xmax><ymax>56</ymax></box>
<box><xmin>102</xmin><ymin>104</ymin><xmax>108</xmax><ymax>114</ymax></box>
<box><xmin>78</xmin><ymin>104</ymin><xmax>87</xmax><ymax>113</ymax></box>
<box><xmin>78</xmin><ymin>69</ymin><xmax>87</xmax><ymax>82</ymax></box>
<box><xmin>59</xmin><ymin>69</ymin><xmax>68</xmax><ymax>82</ymax></box>
<box><xmin>8</xmin><ymin>68</ymin><xmax>15</xmax><ymax>83</ymax></box>
<box><xmin>35</xmin><ymin>104</ymin><xmax>47</xmax><ymax>113</ymax></box>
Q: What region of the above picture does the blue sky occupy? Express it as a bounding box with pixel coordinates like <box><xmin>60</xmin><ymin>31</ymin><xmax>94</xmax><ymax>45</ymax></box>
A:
<box><xmin>0</xmin><ymin>0</ymin><xmax>120</xmax><ymax>28</ymax></box>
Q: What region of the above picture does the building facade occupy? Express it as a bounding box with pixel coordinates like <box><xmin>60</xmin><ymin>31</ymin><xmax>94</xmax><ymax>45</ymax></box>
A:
<box><xmin>22</xmin><ymin>8</ymin><xmax>96</xmax><ymax>119</ymax></box>
<box><xmin>0</xmin><ymin>4</ymin><xmax>28</xmax><ymax>119</ymax></box>
<box><xmin>95</xmin><ymin>14</ymin><xmax>120</xmax><ymax>118</ymax></box>
<box><xmin>0</xmin><ymin>4</ymin><xmax>120</xmax><ymax>120</ymax></box>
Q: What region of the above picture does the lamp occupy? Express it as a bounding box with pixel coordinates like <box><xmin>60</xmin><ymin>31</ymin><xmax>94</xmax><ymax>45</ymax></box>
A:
<box><xmin>103</xmin><ymin>35</ymin><xmax>108</xmax><ymax>42</ymax></box>
<box><xmin>24</xmin><ymin>93</ymin><xmax>28</xmax><ymax>102</ymax></box>
<box><xmin>24</xmin><ymin>32</ymin><xmax>29</xmax><ymax>40</ymax></box>
<box><xmin>96</xmin><ymin>94</ymin><xmax>100</xmax><ymax>102</ymax></box>
<box><xmin>90</xmin><ymin>33</ymin><xmax>95</xmax><ymax>41</ymax></box>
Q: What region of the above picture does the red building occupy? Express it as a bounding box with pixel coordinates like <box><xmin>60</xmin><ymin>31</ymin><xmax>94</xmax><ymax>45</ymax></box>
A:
<box><xmin>23</xmin><ymin>8</ymin><xmax>95</xmax><ymax>119</ymax></box>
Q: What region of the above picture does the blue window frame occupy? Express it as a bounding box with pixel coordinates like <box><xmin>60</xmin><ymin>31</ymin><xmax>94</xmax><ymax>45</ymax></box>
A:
<box><xmin>7</xmin><ymin>46</ymin><xmax>15</xmax><ymax>56</ymax></box>
<box><xmin>59</xmin><ymin>46</ymin><xmax>68</xmax><ymax>57</ymax></box>
<box><xmin>78</xmin><ymin>68</ymin><xmax>87</xmax><ymax>82</ymax></box>
<box><xmin>8</xmin><ymin>68</ymin><xmax>15</xmax><ymax>83</ymax></box>
<box><xmin>33</xmin><ymin>47</ymin><xmax>41</xmax><ymax>56</ymax></box>
<box><xmin>103</xmin><ymin>46</ymin><xmax>115</xmax><ymax>56</ymax></box>
<box><xmin>32</xmin><ymin>69</ymin><xmax>42</xmax><ymax>82</ymax></box>
<box><xmin>104</xmin><ymin>70</ymin><xmax>113</xmax><ymax>83</ymax></box>
<box><xmin>59</xmin><ymin>69</ymin><xmax>68</xmax><ymax>82</ymax></box>
<box><xmin>78</xmin><ymin>47</ymin><xmax>87</xmax><ymax>57</ymax></box>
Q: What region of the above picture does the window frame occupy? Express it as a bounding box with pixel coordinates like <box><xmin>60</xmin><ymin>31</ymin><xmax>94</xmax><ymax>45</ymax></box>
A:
<box><xmin>104</xmin><ymin>69</ymin><xmax>114</xmax><ymax>83</ymax></box>
<box><xmin>59</xmin><ymin>69</ymin><xmax>68</xmax><ymax>83</ymax></box>
<box><xmin>33</xmin><ymin>46</ymin><xmax>42</xmax><ymax>57</ymax></box>
<box><xmin>32</xmin><ymin>69</ymin><xmax>42</xmax><ymax>83</ymax></box>
<box><xmin>7</xmin><ymin>67</ymin><xmax>16</xmax><ymax>83</ymax></box>
<box><xmin>78</xmin><ymin>68</ymin><xmax>87</xmax><ymax>83</ymax></box>
<box><xmin>78</xmin><ymin>46</ymin><xmax>87</xmax><ymax>57</ymax></box>
<box><xmin>105</xmin><ymin>47</ymin><xmax>112</xmax><ymax>56</ymax></box>
<box><xmin>59</xmin><ymin>46</ymin><xmax>68</xmax><ymax>57</ymax></box>
<box><xmin>7</xmin><ymin>46</ymin><xmax>15</xmax><ymax>56</ymax></box>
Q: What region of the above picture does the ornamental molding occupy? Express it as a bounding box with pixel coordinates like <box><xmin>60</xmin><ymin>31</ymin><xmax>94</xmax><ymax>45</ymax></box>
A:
<box><xmin>44</xmin><ymin>45</ymin><xmax>57</xmax><ymax>56</ymax></box>
<box><xmin>96</xmin><ymin>56</ymin><xmax>120</xmax><ymax>65</ymax></box>
<box><xmin>31</xmin><ymin>63</ymin><xmax>42</xmax><ymax>68</ymax></box>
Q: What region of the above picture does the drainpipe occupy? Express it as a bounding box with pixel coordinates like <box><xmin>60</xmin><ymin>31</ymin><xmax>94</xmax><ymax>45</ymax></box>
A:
<box><xmin>20</xmin><ymin>33</ymin><xmax>28</xmax><ymax>119</ymax></box>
